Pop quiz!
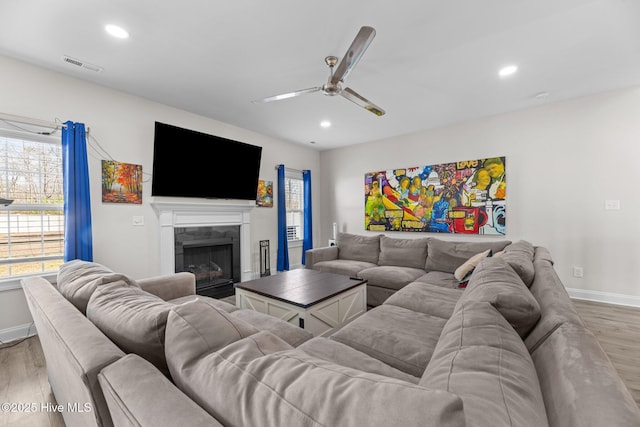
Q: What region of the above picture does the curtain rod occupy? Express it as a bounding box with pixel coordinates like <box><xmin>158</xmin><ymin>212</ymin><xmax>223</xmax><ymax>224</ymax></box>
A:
<box><xmin>275</xmin><ymin>165</ymin><xmax>303</xmax><ymax>174</ymax></box>
<box><xmin>0</xmin><ymin>112</ymin><xmax>67</xmax><ymax>129</ymax></box>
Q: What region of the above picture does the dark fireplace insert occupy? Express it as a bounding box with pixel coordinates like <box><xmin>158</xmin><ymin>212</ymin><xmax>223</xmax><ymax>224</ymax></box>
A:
<box><xmin>174</xmin><ymin>226</ymin><xmax>240</xmax><ymax>299</ymax></box>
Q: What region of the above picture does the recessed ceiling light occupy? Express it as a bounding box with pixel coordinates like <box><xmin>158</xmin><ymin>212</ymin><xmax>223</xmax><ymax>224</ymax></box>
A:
<box><xmin>498</xmin><ymin>65</ymin><xmax>518</xmax><ymax>77</ymax></box>
<box><xmin>320</xmin><ymin>120</ymin><xmax>331</xmax><ymax>128</ymax></box>
<box><xmin>105</xmin><ymin>24</ymin><xmax>129</xmax><ymax>39</ymax></box>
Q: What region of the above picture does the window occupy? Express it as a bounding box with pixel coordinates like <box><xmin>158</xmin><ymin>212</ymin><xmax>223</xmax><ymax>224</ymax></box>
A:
<box><xmin>285</xmin><ymin>171</ymin><xmax>304</xmax><ymax>242</ymax></box>
<box><xmin>0</xmin><ymin>129</ymin><xmax>64</xmax><ymax>279</ymax></box>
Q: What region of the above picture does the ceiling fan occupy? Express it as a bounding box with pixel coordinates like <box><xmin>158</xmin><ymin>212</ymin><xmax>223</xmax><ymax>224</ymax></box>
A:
<box><xmin>252</xmin><ymin>26</ymin><xmax>385</xmax><ymax>116</ymax></box>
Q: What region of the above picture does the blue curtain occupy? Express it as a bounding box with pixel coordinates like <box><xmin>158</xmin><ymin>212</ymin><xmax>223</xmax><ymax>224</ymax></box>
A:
<box><xmin>276</xmin><ymin>164</ymin><xmax>289</xmax><ymax>271</ymax></box>
<box><xmin>62</xmin><ymin>121</ymin><xmax>93</xmax><ymax>261</ymax></box>
<box><xmin>302</xmin><ymin>170</ymin><xmax>313</xmax><ymax>265</ymax></box>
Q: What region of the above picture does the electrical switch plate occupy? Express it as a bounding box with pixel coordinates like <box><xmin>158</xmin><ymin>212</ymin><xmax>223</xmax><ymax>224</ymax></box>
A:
<box><xmin>573</xmin><ymin>266</ymin><xmax>583</xmax><ymax>278</ymax></box>
<box><xmin>604</xmin><ymin>200</ymin><xmax>620</xmax><ymax>210</ymax></box>
<box><xmin>132</xmin><ymin>216</ymin><xmax>144</xmax><ymax>226</ymax></box>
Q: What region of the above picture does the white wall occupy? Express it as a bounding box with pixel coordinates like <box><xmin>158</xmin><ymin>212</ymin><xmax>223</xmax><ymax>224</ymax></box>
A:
<box><xmin>320</xmin><ymin>87</ymin><xmax>640</xmax><ymax>305</ymax></box>
<box><xmin>0</xmin><ymin>56</ymin><xmax>320</xmax><ymax>338</ymax></box>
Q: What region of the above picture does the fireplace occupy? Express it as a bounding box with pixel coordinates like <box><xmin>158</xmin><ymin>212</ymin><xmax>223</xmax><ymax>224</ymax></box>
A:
<box><xmin>151</xmin><ymin>200</ymin><xmax>255</xmax><ymax>298</ymax></box>
<box><xmin>174</xmin><ymin>226</ymin><xmax>239</xmax><ymax>298</ymax></box>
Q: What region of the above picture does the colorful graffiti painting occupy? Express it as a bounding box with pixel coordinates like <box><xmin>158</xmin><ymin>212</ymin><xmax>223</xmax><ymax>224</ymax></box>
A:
<box><xmin>365</xmin><ymin>157</ymin><xmax>506</xmax><ymax>235</ymax></box>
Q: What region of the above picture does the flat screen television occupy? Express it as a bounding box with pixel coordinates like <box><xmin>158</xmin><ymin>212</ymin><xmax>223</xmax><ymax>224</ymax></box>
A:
<box><xmin>151</xmin><ymin>121</ymin><xmax>262</xmax><ymax>200</ymax></box>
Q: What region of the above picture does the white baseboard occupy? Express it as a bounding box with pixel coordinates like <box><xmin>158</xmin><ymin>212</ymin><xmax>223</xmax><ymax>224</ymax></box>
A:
<box><xmin>567</xmin><ymin>287</ymin><xmax>640</xmax><ymax>308</ymax></box>
<box><xmin>0</xmin><ymin>323</ymin><xmax>36</xmax><ymax>345</ymax></box>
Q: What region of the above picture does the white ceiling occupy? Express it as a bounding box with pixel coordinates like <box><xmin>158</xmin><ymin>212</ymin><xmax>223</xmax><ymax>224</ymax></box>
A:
<box><xmin>1</xmin><ymin>0</ymin><xmax>639</xmax><ymax>151</ymax></box>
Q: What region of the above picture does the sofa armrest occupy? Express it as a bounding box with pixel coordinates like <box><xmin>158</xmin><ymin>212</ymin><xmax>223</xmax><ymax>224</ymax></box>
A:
<box><xmin>98</xmin><ymin>354</ymin><xmax>222</xmax><ymax>427</ymax></box>
<box><xmin>304</xmin><ymin>246</ymin><xmax>339</xmax><ymax>269</ymax></box>
<box><xmin>137</xmin><ymin>272</ymin><xmax>195</xmax><ymax>301</ymax></box>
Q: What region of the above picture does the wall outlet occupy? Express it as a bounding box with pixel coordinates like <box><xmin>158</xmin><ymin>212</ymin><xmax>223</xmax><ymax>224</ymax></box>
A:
<box><xmin>573</xmin><ymin>266</ymin><xmax>584</xmax><ymax>278</ymax></box>
<box><xmin>605</xmin><ymin>200</ymin><xmax>620</xmax><ymax>210</ymax></box>
<box><xmin>132</xmin><ymin>216</ymin><xmax>144</xmax><ymax>226</ymax></box>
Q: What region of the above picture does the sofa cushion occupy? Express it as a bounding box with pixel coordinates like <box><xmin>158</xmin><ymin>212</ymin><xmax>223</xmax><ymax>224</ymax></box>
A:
<box><xmin>524</xmin><ymin>249</ymin><xmax>585</xmax><ymax>352</ymax></box>
<box><xmin>337</xmin><ymin>232</ymin><xmax>381</xmax><ymax>264</ymax></box>
<box><xmin>311</xmin><ymin>259</ymin><xmax>377</xmax><ymax>277</ymax></box>
<box><xmin>164</xmin><ymin>300</ymin><xmax>263</xmax><ymax>374</ymax></box>
<box><xmin>170</xmin><ymin>335</ymin><xmax>466</xmax><ymax>427</ymax></box>
<box><xmin>453</xmin><ymin>249</ymin><xmax>492</xmax><ymax>282</ymax></box>
<box><xmin>414</xmin><ymin>271</ymin><xmax>461</xmax><ymax>289</ymax></box>
<box><xmin>455</xmin><ymin>257</ymin><xmax>541</xmax><ymax>338</ymax></box>
<box><xmin>383</xmin><ymin>281</ymin><xmax>462</xmax><ymax>319</ymax></box>
<box><xmin>421</xmin><ymin>301</ymin><xmax>548</xmax><ymax>427</ymax></box>
<box><xmin>378</xmin><ymin>236</ymin><xmax>429</xmax><ymax>269</ymax></box>
<box><xmin>57</xmin><ymin>260</ymin><xmax>137</xmax><ymax>313</ymax></box>
<box><xmin>230</xmin><ymin>309</ymin><xmax>312</xmax><ymax>347</ymax></box>
<box><xmin>297</xmin><ymin>337</ymin><xmax>419</xmax><ymax>384</ymax></box>
<box><xmin>330</xmin><ymin>304</ymin><xmax>447</xmax><ymax>377</ymax></box>
<box><xmin>425</xmin><ymin>238</ymin><xmax>510</xmax><ymax>273</ymax></box>
<box><xmin>357</xmin><ymin>265</ymin><xmax>427</xmax><ymax>291</ymax></box>
<box><xmin>169</xmin><ymin>294</ymin><xmax>239</xmax><ymax>312</ymax></box>
<box><xmin>495</xmin><ymin>240</ymin><xmax>536</xmax><ymax>287</ymax></box>
<box><xmin>86</xmin><ymin>280</ymin><xmax>176</xmax><ymax>376</ymax></box>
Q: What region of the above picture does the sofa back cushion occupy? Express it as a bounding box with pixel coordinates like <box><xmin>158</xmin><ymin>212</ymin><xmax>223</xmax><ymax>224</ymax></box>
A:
<box><xmin>524</xmin><ymin>248</ymin><xmax>585</xmax><ymax>352</ymax></box>
<box><xmin>57</xmin><ymin>260</ymin><xmax>137</xmax><ymax>313</ymax></box>
<box><xmin>421</xmin><ymin>300</ymin><xmax>548</xmax><ymax>427</ymax></box>
<box><xmin>164</xmin><ymin>300</ymin><xmax>261</xmax><ymax>373</ymax></box>
<box><xmin>454</xmin><ymin>257</ymin><xmax>541</xmax><ymax>338</ymax></box>
<box><xmin>378</xmin><ymin>236</ymin><xmax>429</xmax><ymax>269</ymax></box>
<box><xmin>425</xmin><ymin>238</ymin><xmax>510</xmax><ymax>273</ymax></box>
<box><xmin>495</xmin><ymin>240</ymin><xmax>536</xmax><ymax>287</ymax></box>
<box><xmin>86</xmin><ymin>281</ymin><xmax>177</xmax><ymax>376</ymax></box>
<box><xmin>337</xmin><ymin>232</ymin><xmax>381</xmax><ymax>264</ymax></box>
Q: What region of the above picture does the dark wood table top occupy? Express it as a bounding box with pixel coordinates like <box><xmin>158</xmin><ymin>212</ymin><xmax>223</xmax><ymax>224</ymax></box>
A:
<box><xmin>235</xmin><ymin>269</ymin><xmax>366</xmax><ymax>308</ymax></box>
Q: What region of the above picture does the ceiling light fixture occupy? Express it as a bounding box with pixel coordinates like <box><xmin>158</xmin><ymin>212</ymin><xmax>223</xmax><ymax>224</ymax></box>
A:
<box><xmin>320</xmin><ymin>120</ymin><xmax>331</xmax><ymax>128</ymax></box>
<box><xmin>498</xmin><ymin>65</ymin><xmax>518</xmax><ymax>77</ymax></box>
<box><xmin>105</xmin><ymin>24</ymin><xmax>129</xmax><ymax>39</ymax></box>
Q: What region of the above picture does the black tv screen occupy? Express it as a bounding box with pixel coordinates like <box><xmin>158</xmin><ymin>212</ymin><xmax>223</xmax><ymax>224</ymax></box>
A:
<box><xmin>151</xmin><ymin>122</ymin><xmax>262</xmax><ymax>200</ymax></box>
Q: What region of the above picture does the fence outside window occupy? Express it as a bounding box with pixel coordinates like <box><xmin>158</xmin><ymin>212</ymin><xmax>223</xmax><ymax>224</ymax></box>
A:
<box><xmin>0</xmin><ymin>130</ymin><xmax>64</xmax><ymax>279</ymax></box>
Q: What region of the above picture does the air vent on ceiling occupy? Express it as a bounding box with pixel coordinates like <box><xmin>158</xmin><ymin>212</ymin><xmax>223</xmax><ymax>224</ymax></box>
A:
<box><xmin>62</xmin><ymin>55</ymin><xmax>103</xmax><ymax>73</ymax></box>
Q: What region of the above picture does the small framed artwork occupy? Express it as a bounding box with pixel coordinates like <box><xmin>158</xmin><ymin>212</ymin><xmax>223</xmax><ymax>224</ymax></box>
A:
<box><xmin>256</xmin><ymin>180</ymin><xmax>273</xmax><ymax>207</ymax></box>
<box><xmin>102</xmin><ymin>160</ymin><xmax>143</xmax><ymax>204</ymax></box>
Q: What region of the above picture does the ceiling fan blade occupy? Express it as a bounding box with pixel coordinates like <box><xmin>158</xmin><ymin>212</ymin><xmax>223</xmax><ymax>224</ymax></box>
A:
<box><xmin>252</xmin><ymin>87</ymin><xmax>321</xmax><ymax>103</ymax></box>
<box><xmin>331</xmin><ymin>26</ymin><xmax>376</xmax><ymax>85</ymax></box>
<box><xmin>341</xmin><ymin>87</ymin><xmax>385</xmax><ymax>116</ymax></box>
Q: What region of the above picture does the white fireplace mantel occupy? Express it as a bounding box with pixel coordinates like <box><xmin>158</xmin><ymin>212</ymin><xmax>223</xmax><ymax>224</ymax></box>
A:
<box><xmin>151</xmin><ymin>200</ymin><xmax>254</xmax><ymax>280</ymax></box>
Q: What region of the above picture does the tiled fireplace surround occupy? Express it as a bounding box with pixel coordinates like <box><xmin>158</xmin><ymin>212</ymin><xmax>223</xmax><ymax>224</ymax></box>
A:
<box><xmin>151</xmin><ymin>200</ymin><xmax>255</xmax><ymax>289</ymax></box>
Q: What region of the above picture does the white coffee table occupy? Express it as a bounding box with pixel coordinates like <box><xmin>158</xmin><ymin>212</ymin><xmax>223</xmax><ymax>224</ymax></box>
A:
<box><xmin>235</xmin><ymin>269</ymin><xmax>367</xmax><ymax>337</ymax></box>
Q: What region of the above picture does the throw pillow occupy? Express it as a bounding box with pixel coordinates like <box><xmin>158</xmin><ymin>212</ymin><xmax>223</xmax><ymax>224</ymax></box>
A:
<box><xmin>453</xmin><ymin>249</ymin><xmax>492</xmax><ymax>282</ymax></box>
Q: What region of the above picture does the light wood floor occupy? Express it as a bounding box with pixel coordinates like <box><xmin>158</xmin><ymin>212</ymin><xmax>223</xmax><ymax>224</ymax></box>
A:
<box><xmin>0</xmin><ymin>299</ymin><xmax>638</xmax><ymax>427</ymax></box>
<box><xmin>0</xmin><ymin>335</ymin><xmax>64</xmax><ymax>427</ymax></box>
<box><xmin>571</xmin><ymin>299</ymin><xmax>640</xmax><ymax>407</ymax></box>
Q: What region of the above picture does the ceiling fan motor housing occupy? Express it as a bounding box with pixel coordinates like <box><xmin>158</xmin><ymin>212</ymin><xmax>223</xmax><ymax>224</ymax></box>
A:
<box><xmin>322</xmin><ymin>82</ymin><xmax>342</xmax><ymax>96</ymax></box>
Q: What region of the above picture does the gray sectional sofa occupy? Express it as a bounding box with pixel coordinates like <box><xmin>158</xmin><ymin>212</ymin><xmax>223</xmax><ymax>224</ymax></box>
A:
<box><xmin>305</xmin><ymin>232</ymin><xmax>514</xmax><ymax>306</ymax></box>
<box><xmin>21</xmin><ymin>236</ymin><xmax>640</xmax><ymax>427</ymax></box>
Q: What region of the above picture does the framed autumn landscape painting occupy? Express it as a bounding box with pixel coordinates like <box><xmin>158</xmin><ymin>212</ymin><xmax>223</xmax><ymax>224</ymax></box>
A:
<box><xmin>102</xmin><ymin>160</ymin><xmax>143</xmax><ymax>204</ymax></box>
